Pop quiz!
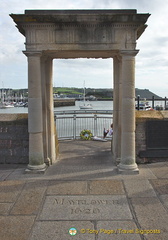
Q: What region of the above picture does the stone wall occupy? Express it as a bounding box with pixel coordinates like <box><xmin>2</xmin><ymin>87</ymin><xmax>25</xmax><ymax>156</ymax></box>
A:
<box><xmin>54</xmin><ymin>99</ymin><xmax>75</xmax><ymax>107</ymax></box>
<box><xmin>0</xmin><ymin>114</ymin><xmax>28</xmax><ymax>164</ymax></box>
<box><xmin>136</xmin><ymin>111</ymin><xmax>168</xmax><ymax>163</ymax></box>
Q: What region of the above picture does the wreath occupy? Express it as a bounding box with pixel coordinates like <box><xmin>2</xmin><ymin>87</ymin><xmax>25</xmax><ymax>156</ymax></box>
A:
<box><xmin>80</xmin><ymin>129</ymin><xmax>93</xmax><ymax>140</ymax></box>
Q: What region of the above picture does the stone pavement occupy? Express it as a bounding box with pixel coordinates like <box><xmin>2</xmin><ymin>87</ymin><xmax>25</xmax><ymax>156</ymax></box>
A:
<box><xmin>0</xmin><ymin>140</ymin><xmax>168</xmax><ymax>240</ymax></box>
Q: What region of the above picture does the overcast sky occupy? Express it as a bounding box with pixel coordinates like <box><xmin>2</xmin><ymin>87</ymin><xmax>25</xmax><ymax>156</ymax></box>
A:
<box><xmin>0</xmin><ymin>0</ymin><xmax>168</xmax><ymax>97</ymax></box>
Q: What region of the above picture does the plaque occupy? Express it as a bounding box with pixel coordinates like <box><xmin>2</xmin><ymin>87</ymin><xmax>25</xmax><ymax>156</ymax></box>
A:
<box><xmin>146</xmin><ymin>120</ymin><xmax>168</xmax><ymax>149</ymax></box>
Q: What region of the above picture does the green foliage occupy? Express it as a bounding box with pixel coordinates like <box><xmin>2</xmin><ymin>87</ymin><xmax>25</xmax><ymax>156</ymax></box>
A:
<box><xmin>53</xmin><ymin>87</ymin><xmax>82</xmax><ymax>94</ymax></box>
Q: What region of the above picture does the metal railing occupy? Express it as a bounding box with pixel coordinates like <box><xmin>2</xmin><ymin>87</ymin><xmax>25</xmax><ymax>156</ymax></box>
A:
<box><xmin>54</xmin><ymin>111</ymin><xmax>113</xmax><ymax>139</ymax></box>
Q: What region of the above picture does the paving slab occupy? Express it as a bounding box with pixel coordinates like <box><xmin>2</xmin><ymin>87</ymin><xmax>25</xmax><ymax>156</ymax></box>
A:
<box><xmin>0</xmin><ymin>180</ymin><xmax>25</xmax><ymax>202</ymax></box>
<box><xmin>124</xmin><ymin>179</ymin><xmax>157</xmax><ymax>197</ymax></box>
<box><xmin>47</xmin><ymin>180</ymin><xmax>88</xmax><ymax>195</ymax></box>
<box><xmin>131</xmin><ymin>197</ymin><xmax>168</xmax><ymax>233</ymax></box>
<box><xmin>143</xmin><ymin>232</ymin><xmax>168</xmax><ymax>240</ymax></box>
<box><xmin>159</xmin><ymin>195</ymin><xmax>168</xmax><ymax>210</ymax></box>
<box><xmin>39</xmin><ymin>195</ymin><xmax>133</xmax><ymax>220</ymax></box>
<box><xmin>147</xmin><ymin>163</ymin><xmax>168</xmax><ymax>178</ymax></box>
<box><xmin>0</xmin><ymin>216</ymin><xmax>35</xmax><ymax>240</ymax></box>
<box><xmin>0</xmin><ymin>170</ymin><xmax>13</xmax><ymax>181</ymax></box>
<box><xmin>96</xmin><ymin>220</ymin><xmax>141</xmax><ymax>240</ymax></box>
<box><xmin>29</xmin><ymin>221</ymin><xmax>95</xmax><ymax>240</ymax></box>
<box><xmin>89</xmin><ymin>180</ymin><xmax>125</xmax><ymax>194</ymax></box>
<box><xmin>10</xmin><ymin>180</ymin><xmax>48</xmax><ymax>215</ymax></box>
<box><xmin>150</xmin><ymin>179</ymin><xmax>168</xmax><ymax>194</ymax></box>
<box><xmin>0</xmin><ymin>203</ymin><xmax>13</xmax><ymax>215</ymax></box>
<box><xmin>0</xmin><ymin>141</ymin><xmax>168</xmax><ymax>240</ymax></box>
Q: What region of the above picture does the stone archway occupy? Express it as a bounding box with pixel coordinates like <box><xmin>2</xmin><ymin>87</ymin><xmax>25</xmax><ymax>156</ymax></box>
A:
<box><xmin>10</xmin><ymin>9</ymin><xmax>150</xmax><ymax>173</ymax></box>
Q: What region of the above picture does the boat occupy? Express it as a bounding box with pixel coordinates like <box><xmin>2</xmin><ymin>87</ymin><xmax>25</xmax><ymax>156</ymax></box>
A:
<box><xmin>135</xmin><ymin>101</ymin><xmax>152</xmax><ymax>111</ymax></box>
<box><xmin>79</xmin><ymin>81</ymin><xmax>92</xmax><ymax>109</ymax></box>
<box><xmin>0</xmin><ymin>86</ymin><xmax>14</xmax><ymax>108</ymax></box>
<box><xmin>79</xmin><ymin>102</ymin><xmax>92</xmax><ymax>109</ymax></box>
<box><xmin>0</xmin><ymin>102</ymin><xmax>14</xmax><ymax>109</ymax></box>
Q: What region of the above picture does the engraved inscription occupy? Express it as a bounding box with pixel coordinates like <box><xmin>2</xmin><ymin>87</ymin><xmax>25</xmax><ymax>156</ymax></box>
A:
<box><xmin>71</xmin><ymin>208</ymin><xmax>100</xmax><ymax>214</ymax></box>
<box><xmin>53</xmin><ymin>197</ymin><xmax>120</xmax><ymax>215</ymax></box>
<box><xmin>53</xmin><ymin>198</ymin><xmax>119</xmax><ymax>206</ymax></box>
<box><xmin>39</xmin><ymin>195</ymin><xmax>132</xmax><ymax>220</ymax></box>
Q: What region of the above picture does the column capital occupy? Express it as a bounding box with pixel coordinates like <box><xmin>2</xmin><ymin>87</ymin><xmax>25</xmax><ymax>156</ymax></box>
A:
<box><xmin>119</xmin><ymin>50</ymin><xmax>139</xmax><ymax>57</ymax></box>
<box><xmin>23</xmin><ymin>51</ymin><xmax>42</xmax><ymax>57</ymax></box>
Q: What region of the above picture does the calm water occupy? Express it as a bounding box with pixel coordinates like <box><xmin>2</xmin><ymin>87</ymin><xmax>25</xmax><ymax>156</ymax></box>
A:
<box><xmin>0</xmin><ymin>101</ymin><xmax>113</xmax><ymax>114</ymax></box>
<box><xmin>0</xmin><ymin>100</ymin><xmax>165</xmax><ymax>114</ymax></box>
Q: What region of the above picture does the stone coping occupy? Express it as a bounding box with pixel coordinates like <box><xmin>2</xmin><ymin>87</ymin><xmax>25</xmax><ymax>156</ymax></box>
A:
<box><xmin>0</xmin><ymin>111</ymin><xmax>168</xmax><ymax>122</ymax></box>
<box><xmin>0</xmin><ymin>113</ymin><xmax>28</xmax><ymax>122</ymax></box>
<box><xmin>136</xmin><ymin>110</ymin><xmax>168</xmax><ymax>119</ymax></box>
<box><xmin>24</xmin><ymin>9</ymin><xmax>137</xmax><ymax>14</ymax></box>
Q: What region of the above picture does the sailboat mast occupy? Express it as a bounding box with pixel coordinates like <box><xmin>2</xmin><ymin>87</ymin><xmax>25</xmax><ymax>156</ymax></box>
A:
<box><xmin>83</xmin><ymin>81</ymin><xmax>86</xmax><ymax>104</ymax></box>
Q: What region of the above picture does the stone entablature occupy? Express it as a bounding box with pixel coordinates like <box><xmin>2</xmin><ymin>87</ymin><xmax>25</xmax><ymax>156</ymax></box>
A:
<box><xmin>10</xmin><ymin>10</ymin><xmax>150</xmax><ymax>57</ymax></box>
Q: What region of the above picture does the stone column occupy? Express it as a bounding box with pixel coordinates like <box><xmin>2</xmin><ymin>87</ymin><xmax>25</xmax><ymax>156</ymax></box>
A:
<box><xmin>41</xmin><ymin>57</ymin><xmax>49</xmax><ymax>165</ymax></box>
<box><xmin>24</xmin><ymin>51</ymin><xmax>46</xmax><ymax>172</ymax></box>
<box><xmin>45</xmin><ymin>57</ymin><xmax>56</xmax><ymax>163</ymax></box>
<box><xmin>113</xmin><ymin>56</ymin><xmax>122</xmax><ymax>163</ymax></box>
<box><xmin>118</xmin><ymin>50</ymin><xmax>139</xmax><ymax>174</ymax></box>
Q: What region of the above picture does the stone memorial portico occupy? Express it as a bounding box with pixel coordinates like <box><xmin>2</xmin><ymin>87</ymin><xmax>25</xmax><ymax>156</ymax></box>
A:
<box><xmin>10</xmin><ymin>10</ymin><xmax>150</xmax><ymax>173</ymax></box>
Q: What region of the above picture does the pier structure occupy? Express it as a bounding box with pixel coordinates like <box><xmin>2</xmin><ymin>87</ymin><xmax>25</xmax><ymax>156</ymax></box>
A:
<box><xmin>10</xmin><ymin>9</ymin><xmax>150</xmax><ymax>173</ymax></box>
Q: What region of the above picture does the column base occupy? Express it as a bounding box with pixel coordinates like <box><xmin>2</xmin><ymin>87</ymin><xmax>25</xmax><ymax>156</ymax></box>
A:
<box><xmin>117</xmin><ymin>163</ymin><xmax>139</xmax><ymax>174</ymax></box>
<box><xmin>25</xmin><ymin>163</ymin><xmax>47</xmax><ymax>173</ymax></box>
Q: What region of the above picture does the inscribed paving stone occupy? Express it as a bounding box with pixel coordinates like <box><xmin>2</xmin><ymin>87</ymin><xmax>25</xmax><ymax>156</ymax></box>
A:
<box><xmin>0</xmin><ymin>216</ymin><xmax>35</xmax><ymax>240</ymax></box>
<box><xmin>0</xmin><ymin>203</ymin><xmax>13</xmax><ymax>215</ymax></box>
<box><xmin>0</xmin><ymin>180</ymin><xmax>24</xmax><ymax>202</ymax></box>
<box><xmin>124</xmin><ymin>180</ymin><xmax>156</xmax><ymax>197</ymax></box>
<box><xmin>39</xmin><ymin>195</ymin><xmax>132</xmax><ymax>220</ymax></box>
<box><xmin>150</xmin><ymin>179</ymin><xmax>168</xmax><ymax>194</ymax></box>
<box><xmin>29</xmin><ymin>221</ymin><xmax>95</xmax><ymax>240</ymax></box>
<box><xmin>89</xmin><ymin>180</ymin><xmax>125</xmax><ymax>195</ymax></box>
<box><xmin>47</xmin><ymin>181</ymin><xmax>87</xmax><ymax>195</ymax></box>
<box><xmin>131</xmin><ymin>197</ymin><xmax>168</xmax><ymax>233</ymax></box>
<box><xmin>10</xmin><ymin>180</ymin><xmax>48</xmax><ymax>215</ymax></box>
<box><xmin>96</xmin><ymin>221</ymin><xmax>141</xmax><ymax>240</ymax></box>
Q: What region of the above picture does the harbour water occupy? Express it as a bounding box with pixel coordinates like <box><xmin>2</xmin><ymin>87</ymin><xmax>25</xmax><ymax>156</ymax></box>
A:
<box><xmin>0</xmin><ymin>101</ymin><xmax>113</xmax><ymax>114</ymax></box>
<box><xmin>0</xmin><ymin>100</ymin><xmax>166</xmax><ymax>114</ymax></box>
<box><xmin>0</xmin><ymin>101</ymin><xmax>167</xmax><ymax>114</ymax></box>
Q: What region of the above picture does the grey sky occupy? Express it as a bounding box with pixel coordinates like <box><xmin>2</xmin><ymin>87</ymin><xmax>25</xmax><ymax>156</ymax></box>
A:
<box><xmin>0</xmin><ymin>0</ymin><xmax>168</xmax><ymax>97</ymax></box>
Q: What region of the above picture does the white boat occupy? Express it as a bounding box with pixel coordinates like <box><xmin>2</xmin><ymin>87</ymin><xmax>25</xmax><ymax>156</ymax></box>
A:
<box><xmin>79</xmin><ymin>102</ymin><xmax>92</xmax><ymax>109</ymax></box>
<box><xmin>5</xmin><ymin>104</ymin><xmax>14</xmax><ymax>108</ymax></box>
<box><xmin>79</xmin><ymin>81</ymin><xmax>92</xmax><ymax>109</ymax></box>
<box><xmin>0</xmin><ymin>102</ymin><xmax>14</xmax><ymax>109</ymax></box>
<box><xmin>135</xmin><ymin>101</ymin><xmax>152</xmax><ymax>111</ymax></box>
